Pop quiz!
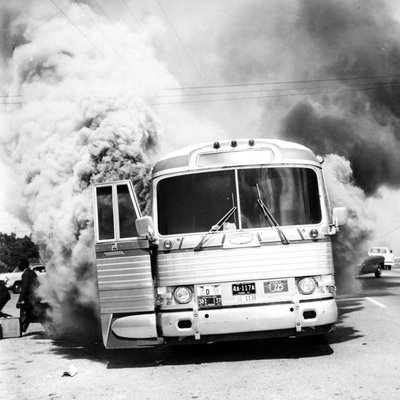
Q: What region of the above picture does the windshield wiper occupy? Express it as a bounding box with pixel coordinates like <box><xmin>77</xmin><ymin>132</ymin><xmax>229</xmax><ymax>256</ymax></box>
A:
<box><xmin>194</xmin><ymin>206</ymin><xmax>237</xmax><ymax>251</ymax></box>
<box><xmin>256</xmin><ymin>184</ymin><xmax>289</xmax><ymax>245</ymax></box>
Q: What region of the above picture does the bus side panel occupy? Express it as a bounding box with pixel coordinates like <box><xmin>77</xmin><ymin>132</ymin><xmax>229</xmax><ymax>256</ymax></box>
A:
<box><xmin>95</xmin><ymin>240</ymin><xmax>157</xmax><ymax>343</ymax></box>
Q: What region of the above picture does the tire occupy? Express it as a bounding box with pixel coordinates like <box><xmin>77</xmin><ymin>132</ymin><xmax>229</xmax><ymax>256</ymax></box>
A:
<box><xmin>12</xmin><ymin>281</ymin><xmax>22</xmax><ymax>294</ymax></box>
<box><xmin>375</xmin><ymin>266</ymin><xmax>382</xmax><ymax>278</ymax></box>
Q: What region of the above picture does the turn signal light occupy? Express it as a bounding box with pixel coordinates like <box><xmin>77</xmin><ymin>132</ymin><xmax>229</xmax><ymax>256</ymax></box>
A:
<box><xmin>173</xmin><ymin>286</ymin><xmax>193</xmax><ymax>304</ymax></box>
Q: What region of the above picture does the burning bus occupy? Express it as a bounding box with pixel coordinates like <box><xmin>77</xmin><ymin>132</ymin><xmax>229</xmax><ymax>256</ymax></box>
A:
<box><xmin>92</xmin><ymin>138</ymin><xmax>347</xmax><ymax>348</ymax></box>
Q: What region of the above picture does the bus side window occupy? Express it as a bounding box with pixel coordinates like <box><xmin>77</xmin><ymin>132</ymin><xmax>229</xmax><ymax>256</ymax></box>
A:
<box><xmin>117</xmin><ymin>184</ymin><xmax>139</xmax><ymax>238</ymax></box>
<box><xmin>96</xmin><ymin>186</ymin><xmax>115</xmax><ymax>240</ymax></box>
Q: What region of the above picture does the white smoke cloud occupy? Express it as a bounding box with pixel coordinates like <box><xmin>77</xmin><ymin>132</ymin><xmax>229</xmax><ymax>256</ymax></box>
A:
<box><xmin>0</xmin><ymin>0</ymin><xmax>192</xmax><ymax>336</ymax></box>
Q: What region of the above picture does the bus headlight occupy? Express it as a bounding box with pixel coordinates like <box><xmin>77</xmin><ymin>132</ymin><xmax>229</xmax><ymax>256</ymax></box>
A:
<box><xmin>173</xmin><ymin>286</ymin><xmax>193</xmax><ymax>304</ymax></box>
<box><xmin>297</xmin><ymin>277</ymin><xmax>316</xmax><ymax>295</ymax></box>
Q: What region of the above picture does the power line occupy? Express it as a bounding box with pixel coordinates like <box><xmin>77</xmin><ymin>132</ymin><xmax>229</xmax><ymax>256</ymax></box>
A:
<box><xmin>120</xmin><ymin>0</ymin><xmax>145</xmax><ymax>30</ymax></box>
<box><xmin>89</xmin><ymin>0</ymin><xmax>115</xmax><ymax>26</ymax></box>
<box><xmin>161</xmin><ymin>74</ymin><xmax>400</xmax><ymax>91</ymax></box>
<box><xmin>146</xmin><ymin>80</ymin><xmax>400</xmax><ymax>99</ymax></box>
<box><xmin>49</xmin><ymin>0</ymin><xmax>106</xmax><ymax>58</ymax></box>
<box><xmin>155</xmin><ymin>0</ymin><xmax>205</xmax><ymax>85</ymax></box>
<box><xmin>75</xmin><ymin>0</ymin><xmax>126</xmax><ymax>63</ymax></box>
<box><xmin>375</xmin><ymin>224</ymin><xmax>400</xmax><ymax>240</ymax></box>
<box><xmin>149</xmin><ymin>81</ymin><xmax>400</xmax><ymax>106</ymax></box>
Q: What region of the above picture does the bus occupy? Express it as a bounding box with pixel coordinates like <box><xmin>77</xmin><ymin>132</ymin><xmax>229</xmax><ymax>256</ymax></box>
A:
<box><xmin>93</xmin><ymin>138</ymin><xmax>347</xmax><ymax>348</ymax></box>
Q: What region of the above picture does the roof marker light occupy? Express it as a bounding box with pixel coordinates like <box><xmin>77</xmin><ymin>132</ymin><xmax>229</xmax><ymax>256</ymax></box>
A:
<box><xmin>248</xmin><ymin>139</ymin><xmax>255</xmax><ymax>146</ymax></box>
<box><xmin>231</xmin><ymin>140</ymin><xmax>238</xmax><ymax>147</ymax></box>
<box><xmin>213</xmin><ymin>141</ymin><xmax>220</xmax><ymax>149</ymax></box>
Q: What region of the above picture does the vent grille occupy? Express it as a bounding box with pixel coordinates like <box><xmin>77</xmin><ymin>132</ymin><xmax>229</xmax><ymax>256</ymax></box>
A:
<box><xmin>104</xmin><ymin>251</ymin><xmax>125</xmax><ymax>257</ymax></box>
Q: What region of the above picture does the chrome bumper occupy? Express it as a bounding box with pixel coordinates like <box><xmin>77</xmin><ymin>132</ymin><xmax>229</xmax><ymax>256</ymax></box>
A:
<box><xmin>158</xmin><ymin>298</ymin><xmax>337</xmax><ymax>339</ymax></box>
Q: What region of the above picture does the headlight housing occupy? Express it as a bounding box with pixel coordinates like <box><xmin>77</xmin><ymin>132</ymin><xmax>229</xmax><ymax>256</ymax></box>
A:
<box><xmin>173</xmin><ymin>286</ymin><xmax>193</xmax><ymax>304</ymax></box>
<box><xmin>297</xmin><ymin>277</ymin><xmax>316</xmax><ymax>295</ymax></box>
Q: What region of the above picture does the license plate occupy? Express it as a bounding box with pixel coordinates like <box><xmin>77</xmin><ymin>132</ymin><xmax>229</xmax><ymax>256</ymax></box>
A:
<box><xmin>233</xmin><ymin>293</ymin><xmax>257</xmax><ymax>305</ymax></box>
<box><xmin>264</xmin><ymin>279</ymin><xmax>288</xmax><ymax>293</ymax></box>
<box><xmin>198</xmin><ymin>296</ymin><xmax>222</xmax><ymax>309</ymax></box>
<box><xmin>196</xmin><ymin>284</ymin><xmax>221</xmax><ymax>296</ymax></box>
<box><xmin>196</xmin><ymin>285</ymin><xmax>222</xmax><ymax>309</ymax></box>
<box><xmin>232</xmin><ymin>282</ymin><xmax>256</xmax><ymax>295</ymax></box>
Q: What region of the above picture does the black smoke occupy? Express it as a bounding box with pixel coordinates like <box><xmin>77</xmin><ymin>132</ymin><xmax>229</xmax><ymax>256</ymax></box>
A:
<box><xmin>282</xmin><ymin>102</ymin><xmax>400</xmax><ymax>194</ymax></box>
<box><xmin>281</xmin><ymin>0</ymin><xmax>400</xmax><ymax>194</ymax></box>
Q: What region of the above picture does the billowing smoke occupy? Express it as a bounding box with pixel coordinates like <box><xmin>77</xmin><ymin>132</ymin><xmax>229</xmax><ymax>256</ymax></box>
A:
<box><xmin>214</xmin><ymin>0</ymin><xmax>400</xmax><ymax>292</ymax></box>
<box><xmin>0</xmin><ymin>0</ymin><xmax>177</xmax><ymax>337</ymax></box>
<box><xmin>281</xmin><ymin>0</ymin><xmax>400</xmax><ymax>195</ymax></box>
<box><xmin>279</xmin><ymin>0</ymin><xmax>400</xmax><ymax>290</ymax></box>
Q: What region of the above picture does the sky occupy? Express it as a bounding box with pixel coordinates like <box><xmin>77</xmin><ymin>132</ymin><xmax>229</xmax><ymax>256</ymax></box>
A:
<box><xmin>1</xmin><ymin>0</ymin><xmax>400</xmax><ymax>251</ymax></box>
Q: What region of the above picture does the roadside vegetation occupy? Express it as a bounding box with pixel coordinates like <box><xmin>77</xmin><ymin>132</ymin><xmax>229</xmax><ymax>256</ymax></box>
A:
<box><xmin>0</xmin><ymin>233</ymin><xmax>39</xmax><ymax>273</ymax></box>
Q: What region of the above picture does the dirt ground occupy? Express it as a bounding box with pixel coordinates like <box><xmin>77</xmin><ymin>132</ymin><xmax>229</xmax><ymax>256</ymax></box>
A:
<box><xmin>2</xmin><ymin>274</ymin><xmax>400</xmax><ymax>400</ymax></box>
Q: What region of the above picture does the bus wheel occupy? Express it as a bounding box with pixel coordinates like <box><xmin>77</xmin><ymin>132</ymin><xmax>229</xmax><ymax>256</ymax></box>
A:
<box><xmin>375</xmin><ymin>266</ymin><xmax>382</xmax><ymax>278</ymax></box>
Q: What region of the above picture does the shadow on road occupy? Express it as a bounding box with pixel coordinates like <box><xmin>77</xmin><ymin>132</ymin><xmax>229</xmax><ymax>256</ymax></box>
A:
<box><xmin>29</xmin><ymin>270</ymin><xmax>400</xmax><ymax>369</ymax></box>
<box><xmin>328</xmin><ymin>298</ymin><xmax>364</xmax><ymax>345</ymax></box>
<box><xmin>46</xmin><ymin>334</ymin><xmax>336</xmax><ymax>369</ymax></box>
<box><xmin>42</xmin><ymin>298</ymin><xmax>374</xmax><ymax>368</ymax></box>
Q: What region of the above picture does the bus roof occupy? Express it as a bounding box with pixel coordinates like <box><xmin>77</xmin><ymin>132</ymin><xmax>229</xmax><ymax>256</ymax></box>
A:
<box><xmin>152</xmin><ymin>138</ymin><xmax>322</xmax><ymax>178</ymax></box>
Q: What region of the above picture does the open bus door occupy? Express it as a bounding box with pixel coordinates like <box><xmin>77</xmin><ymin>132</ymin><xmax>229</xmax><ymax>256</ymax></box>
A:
<box><xmin>93</xmin><ymin>180</ymin><xmax>159</xmax><ymax>348</ymax></box>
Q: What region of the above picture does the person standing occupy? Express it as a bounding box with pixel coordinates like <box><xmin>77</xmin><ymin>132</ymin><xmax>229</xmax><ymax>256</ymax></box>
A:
<box><xmin>0</xmin><ymin>279</ymin><xmax>11</xmax><ymax>317</ymax></box>
<box><xmin>16</xmin><ymin>258</ymin><xmax>39</xmax><ymax>333</ymax></box>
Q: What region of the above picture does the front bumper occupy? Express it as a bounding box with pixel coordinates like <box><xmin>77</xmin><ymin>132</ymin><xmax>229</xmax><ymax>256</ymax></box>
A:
<box><xmin>158</xmin><ymin>297</ymin><xmax>337</xmax><ymax>340</ymax></box>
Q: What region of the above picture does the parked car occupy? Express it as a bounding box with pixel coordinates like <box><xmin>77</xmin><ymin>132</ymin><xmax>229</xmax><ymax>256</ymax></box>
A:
<box><xmin>356</xmin><ymin>256</ymin><xmax>384</xmax><ymax>278</ymax></box>
<box><xmin>0</xmin><ymin>264</ymin><xmax>46</xmax><ymax>294</ymax></box>
<box><xmin>367</xmin><ymin>247</ymin><xmax>394</xmax><ymax>270</ymax></box>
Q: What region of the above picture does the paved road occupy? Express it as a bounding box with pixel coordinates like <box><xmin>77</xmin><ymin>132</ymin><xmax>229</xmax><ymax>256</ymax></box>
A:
<box><xmin>1</xmin><ymin>266</ymin><xmax>400</xmax><ymax>400</ymax></box>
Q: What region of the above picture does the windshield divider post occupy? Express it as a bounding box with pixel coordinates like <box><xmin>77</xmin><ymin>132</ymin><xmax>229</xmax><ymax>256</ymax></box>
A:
<box><xmin>234</xmin><ymin>169</ymin><xmax>242</xmax><ymax>230</ymax></box>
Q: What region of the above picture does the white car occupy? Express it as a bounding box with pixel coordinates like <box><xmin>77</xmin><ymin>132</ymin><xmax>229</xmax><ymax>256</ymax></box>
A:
<box><xmin>367</xmin><ymin>247</ymin><xmax>395</xmax><ymax>270</ymax></box>
<box><xmin>0</xmin><ymin>264</ymin><xmax>46</xmax><ymax>294</ymax></box>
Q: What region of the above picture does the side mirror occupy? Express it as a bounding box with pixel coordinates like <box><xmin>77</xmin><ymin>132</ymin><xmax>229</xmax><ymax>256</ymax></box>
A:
<box><xmin>332</xmin><ymin>207</ymin><xmax>348</xmax><ymax>227</ymax></box>
<box><xmin>135</xmin><ymin>216</ymin><xmax>156</xmax><ymax>241</ymax></box>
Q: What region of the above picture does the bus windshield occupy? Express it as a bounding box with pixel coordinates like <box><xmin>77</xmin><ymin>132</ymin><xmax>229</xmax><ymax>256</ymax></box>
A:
<box><xmin>157</xmin><ymin>167</ymin><xmax>321</xmax><ymax>235</ymax></box>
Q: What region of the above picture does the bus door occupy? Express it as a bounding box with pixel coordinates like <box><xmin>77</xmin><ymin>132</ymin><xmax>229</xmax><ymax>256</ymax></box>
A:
<box><xmin>93</xmin><ymin>180</ymin><xmax>157</xmax><ymax>348</ymax></box>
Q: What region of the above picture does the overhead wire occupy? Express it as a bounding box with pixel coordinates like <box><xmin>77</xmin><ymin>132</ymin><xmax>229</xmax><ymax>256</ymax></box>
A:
<box><xmin>155</xmin><ymin>0</ymin><xmax>206</xmax><ymax>85</ymax></box>
<box><xmin>149</xmin><ymin>80</ymin><xmax>400</xmax><ymax>105</ymax></box>
<box><xmin>89</xmin><ymin>0</ymin><xmax>115</xmax><ymax>26</ymax></box>
<box><xmin>161</xmin><ymin>74</ymin><xmax>400</xmax><ymax>91</ymax></box>
<box><xmin>375</xmin><ymin>224</ymin><xmax>400</xmax><ymax>240</ymax></box>
<box><xmin>146</xmin><ymin>80</ymin><xmax>400</xmax><ymax>99</ymax></box>
<box><xmin>120</xmin><ymin>0</ymin><xmax>145</xmax><ymax>30</ymax></box>
<box><xmin>75</xmin><ymin>0</ymin><xmax>126</xmax><ymax>63</ymax></box>
<box><xmin>49</xmin><ymin>0</ymin><xmax>106</xmax><ymax>58</ymax></box>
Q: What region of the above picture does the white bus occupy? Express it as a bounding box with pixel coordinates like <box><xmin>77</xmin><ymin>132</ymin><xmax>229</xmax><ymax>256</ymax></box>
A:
<box><xmin>93</xmin><ymin>139</ymin><xmax>347</xmax><ymax>348</ymax></box>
